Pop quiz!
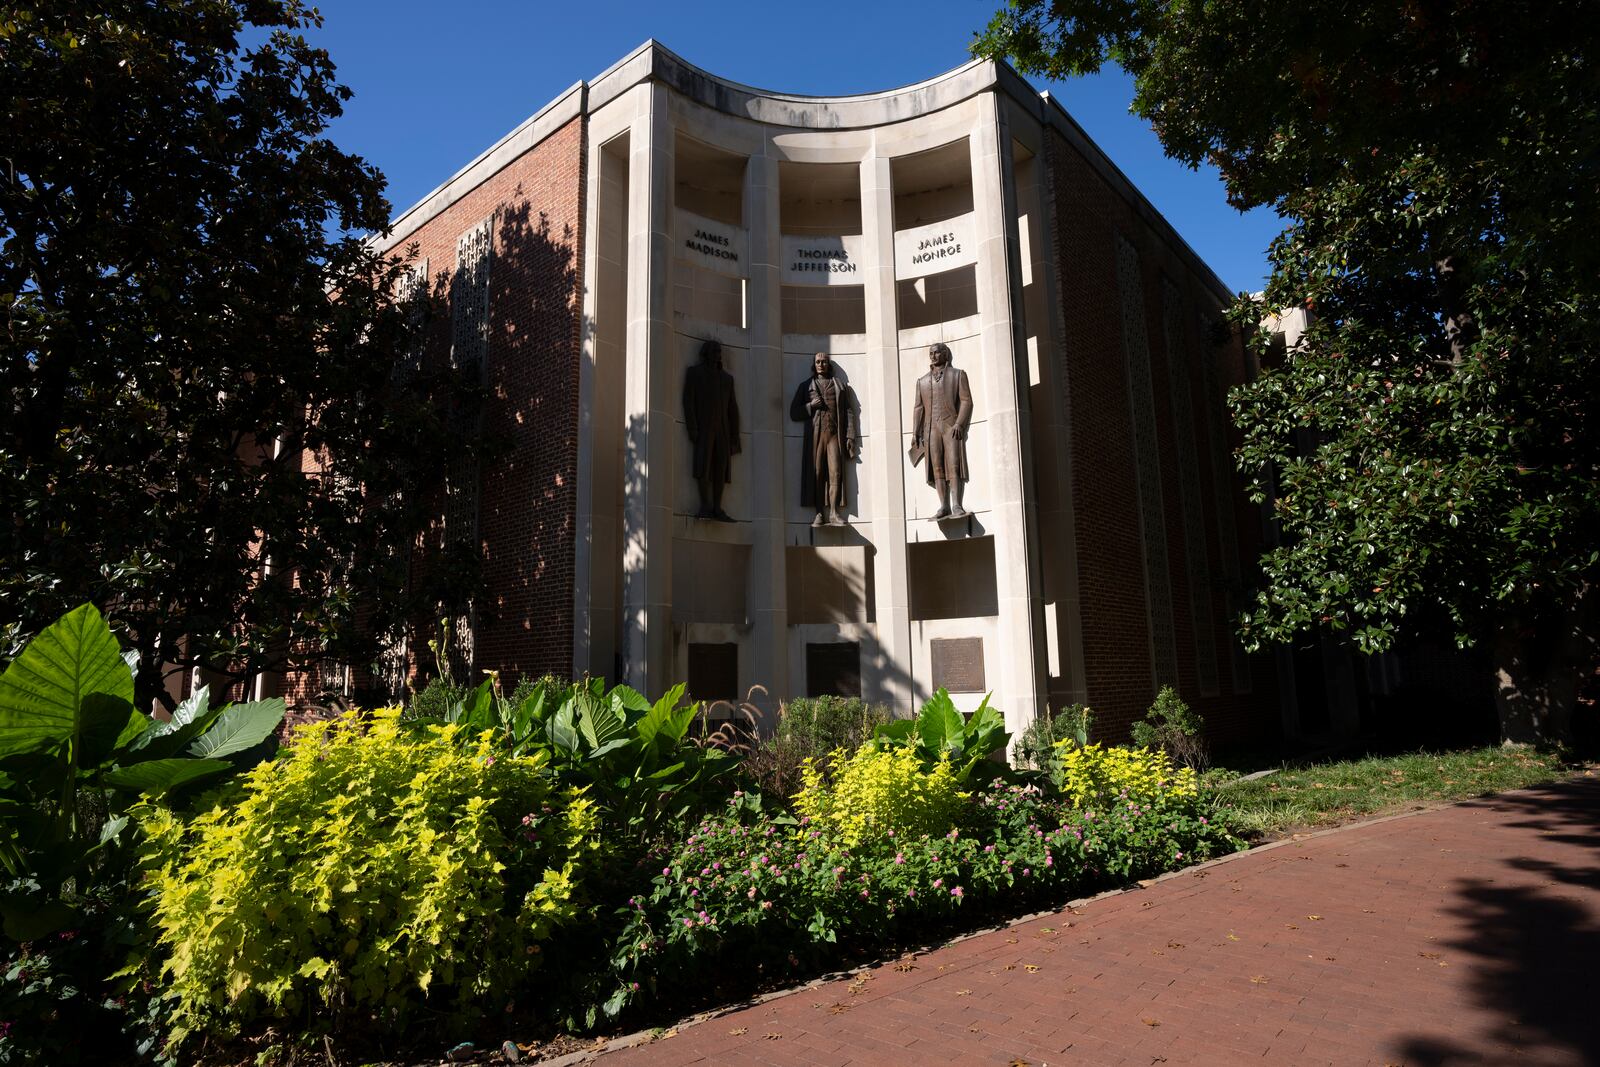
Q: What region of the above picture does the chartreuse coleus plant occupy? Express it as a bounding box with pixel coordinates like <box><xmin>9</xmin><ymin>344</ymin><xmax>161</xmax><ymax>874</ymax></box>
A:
<box><xmin>136</xmin><ymin>707</ymin><xmax>600</xmax><ymax>1047</ymax></box>
<box><xmin>1052</xmin><ymin>741</ymin><xmax>1200</xmax><ymax>810</ymax></box>
<box><xmin>0</xmin><ymin>603</ymin><xmax>283</xmax><ymax>940</ymax></box>
<box><xmin>794</xmin><ymin>746</ymin><xmax>966</xmax><ymax>848</ymax></box>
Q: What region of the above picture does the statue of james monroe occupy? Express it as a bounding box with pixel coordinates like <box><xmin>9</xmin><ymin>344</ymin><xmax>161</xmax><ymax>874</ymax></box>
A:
<box><xmin>682</xmin><ymin>339</ymin><xmax>741</xmax><ymax>521</ymax></box>
<box><xmin>909</xmin><ymin>342</ymin><xmax>973</xmax><ymax>520</ymax></box>
<box><xmin>789</xmin><ymin>351</ymin><xmax>858</xmax><ymax>527</ymax></box>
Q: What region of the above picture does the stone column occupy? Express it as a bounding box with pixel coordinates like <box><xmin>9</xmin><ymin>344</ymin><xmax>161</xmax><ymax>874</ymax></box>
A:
<box><xmin>743</xmin><ymin>141</ymin><xmax>787</xmax><ymax>713</ymax></box>
<box><xmin>621</xmin><ymin>84</ymin><xmax>676</xmax><ymax>694</ymax></box>
<box><xmin>861</xmin><ymin>146</ymin><xmax>913</xmax><ymax>714</ymax></box>
<box><xmin>971</xmin><ymin>97</ymin><xmax>1047</xmax><ymax>737</ymax></box>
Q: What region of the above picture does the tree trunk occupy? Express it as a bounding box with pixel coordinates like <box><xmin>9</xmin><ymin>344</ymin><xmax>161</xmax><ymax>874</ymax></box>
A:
<box><xmin>1494</xmin><ymin>586</ymin><xmax>1598</xmax><ymax>747</ymax></box>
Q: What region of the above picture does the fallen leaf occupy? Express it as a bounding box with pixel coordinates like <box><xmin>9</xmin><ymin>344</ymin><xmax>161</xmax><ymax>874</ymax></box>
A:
<box><xmin>1227</xmin><ymin>932</ymin><xmax>1241</xmax><ymax>941</ymax></box>
<box><xmin>1025</xmin><ymin>964</ymin><xmax>1041</xmax><ymax>973</ymax></box>
<box><xmin>955</xmin><ymin>988</ymin><xmax>972</xmax><ymax>996</ymax></box>
<box><xmin>1419</xmin><ymin>951</ymin><xmax>1441</xmax><ymax>960</ymax></box>
<box><xmin>1250</xmin><ymin>975</ymin><xmax>1269</xmax><ymax>984</ymax></box>
<box><xmin>1040</xmin><ymin>927</ymin><xmax>1055</xmax><ymax>933</ymax></box>
<box><xmin>894</xmin><ymin>959</ymin><xmax>917</xmax><ymax>972</ymax></box>
<box><xmin>1324</xmin><ymin>956</ymin><xmax>1337</xmax><ymax>961</ymax></box>
<box><xmin>828</xmin><ymin>1003</ymin><xmax>851</xmax><ymax>1015</ymax></box>
<box><xmin>1284</xmin><ymin>923</ymin><xmax>1298</xmax><ymax>930</ymax></box>
<box><xmin>1009</xmin><ymin>1060</ymin><xmax>1031</xmax><ymax>1067</ymax></box>
<box><xmin>728</xmin><ymin>1028</ymin><xmax>747</xmax><ymax>1036</ymax></box>
<box><xmin>1167</xmin><ymin>941</ymin><xmax>1185</xmax><ymax>949</ymax></box>
<box><xmin>1335</xmin><ymin>863</ymin><xmax>1350</xmax><ymax>868</ymax></box>
<box><xmin>1006</xmin><ymin>937</ymin><xmax>1019</xmax><ymax>944</ymax></box>
<box><xmin>764</xmin><ymin>1032</ymin><xmax>783</xmax><ymax>1040</ymax></box>
<box><xmin>1307</xmin><ymin>914</ymin><xmax>1323</xmax><ymax>921</ymax></box>
<box><xmin>1004</xmin><ymin>964</ymin><xmax>1016</xmax><ymax>971</ymax></box>
<box><xmin>1362</xmin><ymin>908</ymin><xmax>1375</xmax><ymax>914</ymax></box>
<box><xmin>1142</xmin><ymin>1017</ymin><xmax>1161</xmax><ymax>1027</ymax></box>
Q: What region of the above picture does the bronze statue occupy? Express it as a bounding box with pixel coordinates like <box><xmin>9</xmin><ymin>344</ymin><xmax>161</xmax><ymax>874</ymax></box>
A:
<box><xmin>909</xmin><ymin>342</ymin><xmax>972</xmax><ymax>520</ymax></box>
<box><xmin>682</xmin><ymin>339</ymin><xmax>740</xmax><ymax>521</ymax></box>
<box><xmin>790</xmin><ymin>351</ymin><xmax>858</xmax><ymax>527</ymax></box>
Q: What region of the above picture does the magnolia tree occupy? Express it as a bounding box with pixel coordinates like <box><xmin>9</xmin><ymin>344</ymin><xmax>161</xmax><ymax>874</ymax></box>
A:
<box><xmin>1</xmin><ymin>2</ymin><xmax>474</xmax><ymax>709</ymax></box>
<box><xmin>979</xmin><ymin>0</ymin><xmax>1600</xmax><ymax>743</ymax></box>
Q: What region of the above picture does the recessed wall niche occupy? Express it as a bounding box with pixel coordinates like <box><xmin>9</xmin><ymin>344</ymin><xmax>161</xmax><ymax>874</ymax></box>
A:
<box><xmin>779</xmin><ymin>161</ymin><xmax>866</xmax><ymax>337</ymax></box>
<box><xmin>673</xmin><ymin>134</ymin><xmax>747</xmax><ymax>327</ymax></box>
<box><xmin>891</xmin><ymin>139</ymin><xmax>977</xmax><ymax>328</ymax></box>
<box><xmin>786</xmin><ymin>545</ymin><xmax>871</xmax><ymax>624</ymax></box>
<box><xmin>908</xmin><ymin>537</ymin><xmax>998</xmax><ymax>620</ymax></box>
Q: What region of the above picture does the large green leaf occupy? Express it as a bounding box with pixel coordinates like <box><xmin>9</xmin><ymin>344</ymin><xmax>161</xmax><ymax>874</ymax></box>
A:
<box><xmin>139</xmin><ymin>683</ymin><xmax>208</xmax><ymax>744</ymax></box>
<box><xmin>577</xmin><ymin>689</ymin><xmax>625</xmax><ymax>753</ymax></box>
<box><xmin>917</xmin><ymin>688</ymin><xmax>965</xmax><ymax>756</ymax></box>
<box><xmin>102</xmin><ymin>758</ymin><xmax>231</xmax><ymax>795</ymax></box>
<box><xmin>546</xmin><ymin>697</ymin><xmax>580</xmax><ymax>753</ymax></box>
<box><xmin>0</xmin><ymin>604</ymin><xmax>133</xmax><ymax>760</ymax></box>
<box><xmin>609</xmin><ymin>683</ymin><xmax>652</xmax><ymax>714</ymax></box>
<box><xmin>75</xmin><ymin>693</ymin><xmax>138</xmax><ymax>768</ymax></box>
<box><xmin>187</xmin><ymin>698</ymin><xmax>285</xmax><ymax>760</ymax></box>
<box><xmin>635</xmin><ymin>684</ymin><xmax>689</xmax><ymax>751</ymax></box>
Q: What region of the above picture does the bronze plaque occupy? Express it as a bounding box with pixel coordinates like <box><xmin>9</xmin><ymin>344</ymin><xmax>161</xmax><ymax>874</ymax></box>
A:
<box><xmin>930</xmin><ymin>637</ymin><xmax>985</xmax><ymax>693</ymax></box>
<box><xmin>806</xmin><ymin>641</ymin><xmax>862</xmax><ymax>699</ymax></box>
<box><xmin>687</xmin><ymin>642</ymin><xmax>739</xmax><ymax>703</ymax></box>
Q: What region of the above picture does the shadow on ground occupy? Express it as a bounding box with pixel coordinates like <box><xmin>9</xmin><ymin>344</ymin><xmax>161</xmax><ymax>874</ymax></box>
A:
<box><xmin>1393</xmin><ymin>777</ymin><xmax>1600</xmax><ymax>1066</ymax></box>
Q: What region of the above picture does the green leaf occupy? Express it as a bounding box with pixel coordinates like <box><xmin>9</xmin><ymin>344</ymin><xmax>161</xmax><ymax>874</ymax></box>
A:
<box><xmin>546</xmin><ymin>697</ymin><xmax>580</xmax><ymax>753</ymax></box>
<box><xmin>577</xmin><ymin>689</ymin><xmax>625</xmax><ymax>753</ymax></box>
<box><xmin>0</xmin><ymin>894</ymin><xmax>78</xmax><ymax>941</ymax></box>
<box><xmin>76</xmin><ymin>692</ymin><xmax>138</xmax><ymax>768</ymax></box>
<box><xmin>609</xmin><ymin>683</ymin><xmax>652</xmax><ymax>713</ymax></box>
<box><xmin>102</xmin><ymin>757</ymin><xmax>231</xmax><ymax>795</ymax></box>
<box><xmin>918</xmin><ymin>688</ymin><xmax>965</xmax><ymax>756</ymax></box>
<box><xmin>111</xmin><ymin>708</ymin><xmax>154</xmax><ymax>752</ymax></box>
<box><xmin>873</xmin><ymin>718</ymin><xmax>916</xmax><ymax>745</ymax></box>
<box><xmin>187</xmin><ymin>698</ymin><xmax>285</xmax><ymax>760</ymax></box>
<box><xmin>0</xmin><ymin>604</ymin><xmax>132</xmax><ymax>759</ymax></box>
<box><xmin>143</xmin><ymin>683</ymin><xmax>209</xmax><ymax>742</ymax></box>
<box><xmin>635</xmin><ymin>683</ymin><xmax>689</xmax><ymax>750</ymax></box>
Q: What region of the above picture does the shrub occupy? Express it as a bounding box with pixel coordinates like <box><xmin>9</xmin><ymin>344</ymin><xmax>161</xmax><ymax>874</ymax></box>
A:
<box><xmin>777</xmin><ymin>695</ymin><xmax>892</xmax><ymax>754</ymax></box>
<box><xmin>136</xmin><ymin>707</ymin><xmax>599</xmax><ymax>1047</ymax></box>
<box><xmin>794</xmin><ymin>747</ymin><xmax>966</xmax><ymax>847</ymax></box>
<box><xmin>1015</xmin><ymin>703</ymin><xmax>1093</xmax><ymax>769</ymax></box>
<box><xmin>1130</xmin><ymin>686</ymin><xmax>1209</xmax><ymax>770</ymax></box>
<box><xmin>741</xmin><ymin>696</ymin><xmax>892</xmax><ymax>801</ymax></box>
<box><xmin>1053</xmin><ymin>742</ymin><xmax>1198</xmax><ymax>809</ymax></box>
<box><xmin>600</xmin><ymin>778</ymin><xmax>1242</xmax><ymax>1024</ymax></box>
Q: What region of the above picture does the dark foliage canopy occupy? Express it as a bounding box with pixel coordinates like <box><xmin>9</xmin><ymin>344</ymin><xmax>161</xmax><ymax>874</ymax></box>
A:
<box><xmin>1</xmin><ymin>2</ymin><xmax>462</xmax><ymax>707</ymax></box>
<box><xmin>978</xmin><ymin>2</ymin><xmax>1600</xmax><ymax>697</ymax></box>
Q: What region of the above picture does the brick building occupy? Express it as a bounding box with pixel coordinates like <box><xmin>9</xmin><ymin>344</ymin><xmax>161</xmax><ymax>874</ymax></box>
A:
<box><xmin>329</xmin><ymin>41</ymin><xmax>1292</xmax><ymax>746</ymax></box>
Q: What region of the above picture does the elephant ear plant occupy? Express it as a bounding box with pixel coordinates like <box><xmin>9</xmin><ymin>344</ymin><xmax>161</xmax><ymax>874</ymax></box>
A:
<box><xmin>0</xmin><ymin>603</ymin><xmax>284</xmax><ymax>939</ymax></box>
<box><xmin>870</xmin><ymin>688</ymin><xmax>1011</xmax><ymax>785</ymax></box>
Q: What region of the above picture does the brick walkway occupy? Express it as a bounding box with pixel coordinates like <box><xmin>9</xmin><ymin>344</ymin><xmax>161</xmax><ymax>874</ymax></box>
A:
<box><xmin>595</xmin><ymin>776</ymin><xmax>1600</xmax><ymax>1066</ymax></box>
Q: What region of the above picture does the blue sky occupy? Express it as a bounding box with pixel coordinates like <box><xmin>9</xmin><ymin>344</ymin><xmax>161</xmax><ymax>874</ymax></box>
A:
<box><xmin>306</xmin><ymin>0</ymin><xmax>1279</xmax><ymax>293</ymax></box>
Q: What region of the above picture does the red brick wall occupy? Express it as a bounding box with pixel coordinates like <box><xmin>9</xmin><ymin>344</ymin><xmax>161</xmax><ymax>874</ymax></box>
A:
<box><xmin>280</xmin><ymin>116</ymin><xmax>588</xmax><ymax>706</ymax></box>
<box><xmin>1047</xmin><ymin>130</ymin><xmax>1281</xmax><ymax>748</ymax></box>
<box><xmin>413</xmin><ymin>116</ymin><xmax>586</xmax><ymax>689</ymax></box>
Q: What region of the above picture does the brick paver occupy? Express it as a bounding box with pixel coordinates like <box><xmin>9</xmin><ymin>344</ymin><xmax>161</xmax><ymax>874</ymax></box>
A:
<box><xmin>595</xmin><ymin>777</ymin><xmax>1599</xmax><ymax>1065</ymax></box>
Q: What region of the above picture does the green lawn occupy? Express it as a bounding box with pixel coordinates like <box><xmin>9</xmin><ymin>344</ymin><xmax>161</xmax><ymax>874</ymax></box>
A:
<box><xmin>1213</xmin><ymin>746</ymin><xmax>1575</xmax><ymax>839</ymax></box>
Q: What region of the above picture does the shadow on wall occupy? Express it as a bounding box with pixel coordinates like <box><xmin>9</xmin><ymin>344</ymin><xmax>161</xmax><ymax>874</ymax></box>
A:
<box><xmin>472</xmin><ymin>197</ymin><xmax>581</xmax><ymax>682</ymax></box>
<box><xmin>1391</xmin><ymin>778</ymin><xmax>1600</xmax><ymax>1066</ymax></box>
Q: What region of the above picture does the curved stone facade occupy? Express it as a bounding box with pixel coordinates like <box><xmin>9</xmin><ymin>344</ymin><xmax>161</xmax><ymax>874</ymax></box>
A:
<box><xmin>372</xmin><ymin>41</ymin><xmax>1285</xmax><ymax>745</ymax></box>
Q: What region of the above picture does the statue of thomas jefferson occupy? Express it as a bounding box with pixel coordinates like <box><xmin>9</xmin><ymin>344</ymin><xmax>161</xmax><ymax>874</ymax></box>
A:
<box><xmin>789</xmin><ymin>351</ymin><xmax>858</xmax><ymax>527</ymax></box>
<box><xmin>682</xmin><ymin>339</ymin><xmax>741</xmax><ymax>522</ymax></box>
<box><xmin>908</xmin><ymin>342</ymin><xmax>972</xmax><ymax>520</ymax></box>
